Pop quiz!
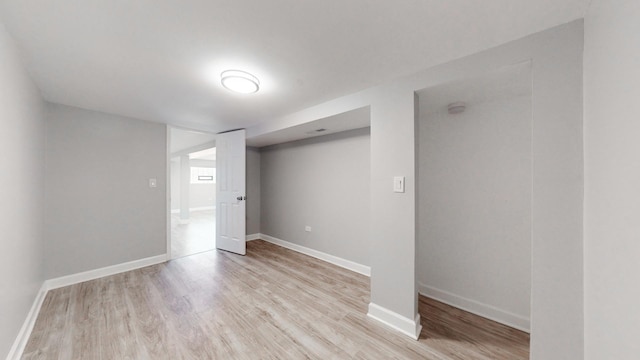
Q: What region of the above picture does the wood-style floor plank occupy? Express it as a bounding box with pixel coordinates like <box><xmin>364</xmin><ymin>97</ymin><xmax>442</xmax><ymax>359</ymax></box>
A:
<box><xmin>22</xmin><ymin>240</ymin><xmax>529</xmax><ymax>359</ymax></box>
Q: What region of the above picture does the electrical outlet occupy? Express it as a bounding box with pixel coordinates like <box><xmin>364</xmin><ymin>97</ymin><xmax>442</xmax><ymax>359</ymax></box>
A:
<box><xmin>305</xmin><ymin>226</ymin><xmax>312</xmax><ymax>232</ymax></box>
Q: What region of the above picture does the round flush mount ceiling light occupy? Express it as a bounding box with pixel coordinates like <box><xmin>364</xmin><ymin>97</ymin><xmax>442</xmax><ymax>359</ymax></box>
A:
<box><xmin>220</xmin><ymin>70</ymin><xmax>260</xmax><ymax>94</ymax></box>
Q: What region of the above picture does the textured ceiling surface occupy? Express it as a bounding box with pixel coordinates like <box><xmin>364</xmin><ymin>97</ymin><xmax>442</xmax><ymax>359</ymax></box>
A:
<box><xmin>0</xmin><ymin>0</ymin><xmax>588</xmax><ymax>133</ymax></box>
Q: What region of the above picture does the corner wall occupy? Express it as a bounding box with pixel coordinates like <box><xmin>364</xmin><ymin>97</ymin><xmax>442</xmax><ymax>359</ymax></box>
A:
<box><xmin>584</xmin><ymin>1</ymin><xmax>640</xmax><ymax>358</ymax></box>
<box><xmin>0</xmin><ymin>23</ymin><xmax>46</xmax><ymax>358</ymax></box>
<box><xmin>44</xmin><ymin>104</ymin><xmax>167</xmax><ymax>278</ymax></box>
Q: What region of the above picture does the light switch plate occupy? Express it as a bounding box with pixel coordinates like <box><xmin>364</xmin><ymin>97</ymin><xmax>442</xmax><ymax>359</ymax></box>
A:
<box><xmin>393</xmin><ymin>176</ymin><xmax>405</xmax><ymax>193</ymax></box>
<box><xmin>149</xmin><ymin>178</ymin><xmax>157</xmax><ymax>188</ymax></box>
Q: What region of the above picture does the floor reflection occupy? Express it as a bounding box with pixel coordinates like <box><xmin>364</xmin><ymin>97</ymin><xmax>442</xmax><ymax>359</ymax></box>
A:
<box><xmin>171</xmin><ymin>209</ymin><xmax>215</xmax><ymax>258</ymax></box>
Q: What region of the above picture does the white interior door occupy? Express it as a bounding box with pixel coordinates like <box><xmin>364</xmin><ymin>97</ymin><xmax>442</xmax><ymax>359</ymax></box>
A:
<box><xmin>215</xmin><ymin>129</ymin><xmax>246</xmax><ymax>255</ymax></box>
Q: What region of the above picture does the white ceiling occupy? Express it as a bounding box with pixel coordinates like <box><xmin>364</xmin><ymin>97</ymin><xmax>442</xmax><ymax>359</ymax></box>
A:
<box><xmin>189</xmin><ymin>147</ymin><xmax>216</xmax><ymax>161</ymax></box>
<box><xmin>247</xmin><ymin>107</ymin><xmax>370</xmax><ymax>147</ymax></box>
<box><xmin>418</xmin><ymin>61</ymin><xmax>532</xmax><ymax>114</ymax></box>
<box><xmin>0</xmin><ymin>0</ymin><xmax>589</xmax><ymax>134</ymax></box>
<box><xmin>170</xmin><ymin>127</ymin><xmax>216</xmax><ymax>153</ymax></box>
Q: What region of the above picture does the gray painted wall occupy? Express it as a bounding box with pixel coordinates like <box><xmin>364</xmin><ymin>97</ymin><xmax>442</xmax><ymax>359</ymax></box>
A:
<box><xmin>260</xmin><ymin>128</ymin><xmax>370</xmax><ymax>266</ymax></box>
<box><xmin>526</xmin><ymin>23</ymin><xmax>583</xmax><ymax>359</ymax></box>
<box><xmin>584</xmin><ymin>1</ymin><xmax>640</xmax><ymax>358</ymax></box>
<box><xmin>417</xmin><ymin>93</ymin><xmax>532</xmax><ymax>329</ymax></box>
<box><xmin>369</xmin><ymin>89</ymin><xmax>419</xmax><ymax>322</ymax></box>
<box><xmin>255</xmin><ymin>20</ymin><xmax>584</xmax><ymax>358</ymax></box>
<box><xmin>45</xmin><ymin>103</ymin><xmax>167</xmax><ymax>278</ymax></box>
<box><xmin>389</xmin><ymin>22</ymin><xmax>583</xmax><ymax>357</ymax></box>
<box><xmin>0</xmin><ymin>22</ymin><xmax>45</xmax><ymax>358</ymax></box>
<box><xmin>246</xmin><ymin>147</ymin><xmax>261</xmax><ymax>235</ymax></box>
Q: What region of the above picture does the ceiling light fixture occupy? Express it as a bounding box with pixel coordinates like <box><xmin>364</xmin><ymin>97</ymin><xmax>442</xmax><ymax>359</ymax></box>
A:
<box><xmin>220</xmin><ymin>70</ymin><xmax>260</xmax><ymax>94</ymax></box>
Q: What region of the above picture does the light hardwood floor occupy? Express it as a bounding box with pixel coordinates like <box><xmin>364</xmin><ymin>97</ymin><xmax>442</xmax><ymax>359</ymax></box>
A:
<box><xmin>23</xmin><ymin>240</ymin><xmax>529</xmax><ymax>359</ymax></box>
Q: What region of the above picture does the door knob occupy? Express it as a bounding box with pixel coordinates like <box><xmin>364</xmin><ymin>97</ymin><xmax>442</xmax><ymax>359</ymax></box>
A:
<box><xmin>236</xmin><ymin>196</ymin><xmax>246</xmax><ymax>201</ymax></box>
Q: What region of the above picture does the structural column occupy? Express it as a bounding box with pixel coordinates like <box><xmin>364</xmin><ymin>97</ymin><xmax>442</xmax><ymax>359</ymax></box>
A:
<box><xmin>367</xmin><ymin>87</ymin><xmax>421</xmax><ymax>339</ymax></box>
<box><xmin>179</xmin><ymin>155</ymin><xmax>190</xmax><ymax>223</ymax></box>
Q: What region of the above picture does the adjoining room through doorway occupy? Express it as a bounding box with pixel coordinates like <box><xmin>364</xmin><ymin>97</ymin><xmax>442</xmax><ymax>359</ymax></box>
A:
<box><xmin>169</xmin><ymin>128</ymin><xmax>217</xmax><ymax>259</ymax></box>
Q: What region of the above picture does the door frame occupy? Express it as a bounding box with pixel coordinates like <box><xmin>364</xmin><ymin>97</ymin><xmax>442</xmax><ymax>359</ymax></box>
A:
<box><xmin>166</xmin><ymin>125</ymin><xmax>218</xmax><ymax>260</ymax></box>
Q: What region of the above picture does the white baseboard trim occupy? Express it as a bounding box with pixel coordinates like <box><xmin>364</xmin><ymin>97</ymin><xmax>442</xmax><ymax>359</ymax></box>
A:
<box><xmin>6</xmin><ymin>283</ymin><xmax>48</xmax><ymax>360</ymax></box>
<box><xmin>190</xmin><ymin>206</ymin><xmax>215</xmax><ymax>212</ymax></box>
<box><xmin>170</xmin><ymin>206</ymin><xmax>215</xmax><ymax>214</ymax></box>
<box><xmin>246</xmin><ymin>233</ymin><xmax>261</xmax><ymax>241</ymax></box>
<box><xmin>45</xmin><ymin>254</ymin><xmax>167</xmax><ymax>291</ymax></box>
<box><xmin>259</xmin><ymin>233</ymin><xmax>371</xmax><ymax>277</ymax></box>
<box><xmin>367</xmin><ymin>302</ymin><xmax>422</xmax><ymax>340</ymax></box>
<box><xmin>418</xmin><ymin>282</ymin><xmax>530</xmax><ymax>333</ymax></box>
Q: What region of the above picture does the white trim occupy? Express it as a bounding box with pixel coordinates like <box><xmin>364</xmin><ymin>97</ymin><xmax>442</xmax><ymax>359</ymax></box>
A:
<box><xmin>166</xmin><ymin>125</ymin><xmax>172</xmax><ymax>267</ymax></box>
<box><xmin>190</xmin><ymin>206</ymin><xmax>215</xmax><ymax>211</ymax></box>
<box><xmin>6</xmin><ymin>283</ymin><xmax>48</xmax><ymax>360</ymax></box>
<box><xmin>367</xmin><ymin>302</ymin><xmax>422</xmax><ymax>340</ymax></box>
<box><xmin>259</xmin><ymin>233</ymin><xmax>371</xmax><ymax>277</ymax></box>
<box><xmin>418</xmin><ymin>282</ymin><xmax>530</xmax><ymax>333</ymax></box>
<box><xmin>45</xmin><ymin>254</ymin><xmax>167</xmax><ymax>290</ymax></box>
<box><xmin>246</xmin><ymin>233</ymin><xmax>261</xmax><ymax>241</ymax></box>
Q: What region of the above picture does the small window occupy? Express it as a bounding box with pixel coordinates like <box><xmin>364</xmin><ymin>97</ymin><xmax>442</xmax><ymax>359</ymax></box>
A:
<box><xmin>191</xmin><ymin>167</ymin><xmax>215</xmax><ymax>184</ymax></box>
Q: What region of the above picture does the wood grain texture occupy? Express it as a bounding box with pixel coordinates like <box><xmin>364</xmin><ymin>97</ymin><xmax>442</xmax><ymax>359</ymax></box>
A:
<box><xmin>23</xmin><ymin>240</ymin><xmax>529</xmax><ymax>359</ymax></box>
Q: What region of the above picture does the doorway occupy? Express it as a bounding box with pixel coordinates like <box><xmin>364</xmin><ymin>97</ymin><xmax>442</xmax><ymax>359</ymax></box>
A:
<box><xmin>169</xmin><ymin>127</ymin><xmax>217</xmax><ymax>259</ymax></box>
<box><xmin>416</xmin><ymin>62</ymin><xmax>533</xmax><ymax>336</ymax></box>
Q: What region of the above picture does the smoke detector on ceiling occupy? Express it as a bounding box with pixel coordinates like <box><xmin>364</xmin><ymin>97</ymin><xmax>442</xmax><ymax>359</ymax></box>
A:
<box><xmin>447</xmin><ymin>102</ymin><xmax>466</xmax><ymax>114</ymax></box>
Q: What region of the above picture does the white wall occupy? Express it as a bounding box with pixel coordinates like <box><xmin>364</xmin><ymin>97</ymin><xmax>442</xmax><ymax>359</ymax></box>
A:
<box><xmin>45</xmin><ymin>103</ymin><xmax>167</xmax><ymax>278</ymax></box>
<box><xmin>0</xmin><ymin>22</ymin><xmax>45</xmax><ymax>359</ymax></box>
<box><xmin>417</xmin><ymin>94</ymin><xmax>532</xmax><ymax>330</ymax></box>
<box><xmin>170</xmin><ymin>158</ymin><xmax>216</xmax><ymax>211</ymax></box>
<box><xmin>170</xmin><ymin>157</ymin><xmax>181</xmax><ymax>210</ymax></box>
<box><xmin>260</xmin><ymin>128</ymin><xmax>370</xmax><ymax>266</ymax></box>
<box><xmin>584</xmin><ymin>1</ymin><xmax>640</xmax><ymax>358</ymax></box>
<box><xmin>170</xmin><ymin>148</ymin><xmax>259</xmax><ymax>235</ymax></box>
<box><xmin>189</xmin><ymin>158</ymin><xmax>216</xmax><ymax>210</ymax></box>
<box><xmin>189</xmin><ymin>184</ymin><xmax>215</xmax><ymax>209</ymax></box>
